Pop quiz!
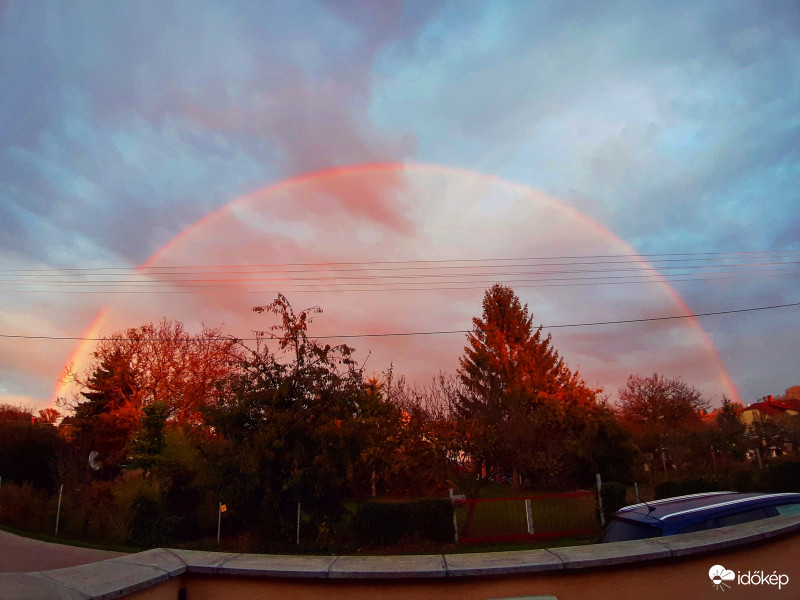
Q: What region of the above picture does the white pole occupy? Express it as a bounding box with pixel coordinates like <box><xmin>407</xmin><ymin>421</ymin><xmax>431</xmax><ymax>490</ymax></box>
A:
<box><xmin>217</xmin><ymin>502</ymin><xmax>222</xmax><ymax>544</ymax></box>
<box><xmin>525</xmin><ymin>498</ymin><xmax>534</xmax><ymax>534</ymax></box>
<box><xmin>296</xmin><ymin>502</ymin><xmax>301</xmax><ymax>546</ymax></box>
<box><xmin>449</xmin><ymin>488</ymin><xmax>459</xmax><ymax>544</ymax></box>
<box><xmin>634</xmin><ymin>482</ymin><xmax>640</xmax><ymax>503</ymax></box>
<box><xmin>596</xmin><ymin>473</ymin><xmax>605</xmax><ymax>527</ymax></box>
<box><xmin>55</xmin><ymin>484</ymin><xmax>63</xmax><ymax>537</ymax></box>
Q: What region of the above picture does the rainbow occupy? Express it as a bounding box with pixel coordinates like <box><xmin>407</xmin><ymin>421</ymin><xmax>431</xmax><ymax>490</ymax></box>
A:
<box><xmin>53</xmin><ymin>162</ymin><xmax>740</xmax><ymax>405</ymax></box>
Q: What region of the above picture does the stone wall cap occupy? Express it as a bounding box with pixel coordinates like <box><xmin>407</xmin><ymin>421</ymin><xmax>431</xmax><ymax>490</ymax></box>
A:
<box><xmin>545</xmin><ymin>538</ymin><xmax>671</xmax><ymax>569</ymax></box>
<box><xmin>3</xmin><ymin>514</ymin><xmax>800</xmax><ymax>598</ymax></box>
<box><xmin>443</xmin><ymin>549</ymin><xmax>564</xmax><ymax>577</ymax></box>
<box><xmin>166</xmin><ymin>548</ymin><xmax>239</xmax><ymax>574</ymax></box>
<box><xmin>35</xmin><ymin>559</ymin><xmax>169</xmax><ymax>600</ymax></box>
<box><xmin>328</xmin><ymin>554</ymin><xmax>446</xmax><ymax>578</ymax></box>
<box><xmin>0</xmin><ymin>572</ymin><xmax>89</xmax><ymax>600</ymax></box>
<box><xmin>213</xmin><ymin>553</ymin><xmax>339</xmax><ymax>578</ymax></box>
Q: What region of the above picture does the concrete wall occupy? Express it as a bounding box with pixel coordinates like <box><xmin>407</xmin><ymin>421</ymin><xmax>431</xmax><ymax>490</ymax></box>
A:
<box><xmin>4</xmin><ymin>515</ymin><xmax>800</xmax><ymax>600</ymax></box>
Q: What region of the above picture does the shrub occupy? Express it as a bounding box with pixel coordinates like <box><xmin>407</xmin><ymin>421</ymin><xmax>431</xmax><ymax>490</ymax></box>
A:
<box><xmin>408</xmin><ymin>498</ymin><xmax>454</xmax><ymax>543</ymax></box>
<box><xmin>353</xmin><ymin>501</ymin><xmax>409</xmax><ymax>546</ymax></box>
<box><xmin>353</xmin><ymin>498</ymin><xmax>454</xmax><ymax>547</ymax></box>
<box><xmin>724</xmin><ymin>469</ymin><xmax>759</xmax><ymax>493</ymax></box>
<box><xmin>126</xmin><ymin>493</ymin><xmax>174</xmax><ymax>548</ymax></box>
<box><xmin>0</xmin><ymin>482</ymin><xmax>53</xmax><ymax>534</ymax></box>
<box><xmin>764</xmin><ymin>461</ymin><xmax>800</xmax><ymax>493</ymax></box>
<box><xmin>654</xmin><ymin>477</ymin><xmax>720</xmax><ymax>499</ymax></box>
<box><xmin>600</xmin><ymin>482</ymin><xmax>629</xmax><ymax>519</ymax></box>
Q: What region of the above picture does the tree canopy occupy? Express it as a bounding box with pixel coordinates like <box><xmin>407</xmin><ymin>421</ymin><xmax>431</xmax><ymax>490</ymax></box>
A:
<box><xmin>454</xmin><ymin>284</ymin><xmax>619</xmax><ymax>490</ymax></box>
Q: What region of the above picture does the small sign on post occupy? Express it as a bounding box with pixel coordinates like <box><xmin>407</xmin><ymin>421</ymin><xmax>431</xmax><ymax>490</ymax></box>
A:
<box><xmin>217</xmin><ymin>502</ymin><xmax>226</xmax><ymax>544</ymax></box>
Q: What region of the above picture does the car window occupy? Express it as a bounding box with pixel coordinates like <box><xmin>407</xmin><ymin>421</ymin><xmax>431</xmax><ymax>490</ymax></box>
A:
<box><xmin>599</xmin><ymin>519</ymin><xmax>661</xmax><ymax>542</ymax></box>
<box><xmin>776</xmin><ymin>503</ymin><xmax>800</xmax><ymax>516</ymax></box>
<box><xmin>677</xmin><ymin>521</ymin><xmax>707</xmax><ymax>534</ymax></box>
<box><xmin>713</xmin><ymin>507</ymin><xmax>768</xmax><ymax>527</ymax></box>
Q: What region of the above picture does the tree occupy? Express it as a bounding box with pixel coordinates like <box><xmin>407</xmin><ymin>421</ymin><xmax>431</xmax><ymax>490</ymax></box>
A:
<box><xmin>37</xmin><ymin>408</ymin><xmax>61</xmax><ymax>424</ymax></box>
<box><xmin>455</xmin><ymin>284</ymin><xmax>603</xmax><ymax>491</ymax></box>
<box><xmin>206</xmin><ymin>294</ymin><xmax>399</xmax><ymax>541</ymax></box>
<box><xmin>712</xmin><ymin>396</ymin><xmax>747</xmax><ymax>459</ymax></box>
<box><xmin>0</xmin><ymin>403</ymin><xmax>60</xmax><ymax>491</ymax></box>
<box><xmin>63</xmin><ymin>320</ymin><xmax>242</xmax><ymax>470</ymax></box>
<box><xmin>617</xmin><ymin>373</ymin><xmax>709</xmax><ymax>471</ymax></box>
<box><xmin>617</xmin><ymin>373</ymin><xmax>708</xmax><ymax>435</ymax></box>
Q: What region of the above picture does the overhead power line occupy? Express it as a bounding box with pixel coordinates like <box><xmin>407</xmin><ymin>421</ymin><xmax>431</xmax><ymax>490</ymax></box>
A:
<box><xmin>2</xmin><ymin>250</ymin><xmax>799</xmax><ymax>274</ymax></box>
<box><xmin>1</xmin><ymin>256</ymin><xmax>797</xmax><ymax>295</ymax></box>
<box><xmin>3</xmin><ymin>261</ymin><xmax>799</xmax><ymax>282</ymax></box>
<box><xmin>2</xmin><ymin>301</ymin><xmax>798</xmax><ymax>342</ymax></box>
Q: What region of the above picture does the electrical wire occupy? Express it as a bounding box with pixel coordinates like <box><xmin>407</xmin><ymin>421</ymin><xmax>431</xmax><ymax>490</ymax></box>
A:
<box><xmin>1</xmin><ymin>301</ymin><xmax>798</xmax><ymax>342</ymax></box>
<box><xmin>3</xmin><ymin>250</ymin><xmax>799</xmax><ymax>274</ymax></box>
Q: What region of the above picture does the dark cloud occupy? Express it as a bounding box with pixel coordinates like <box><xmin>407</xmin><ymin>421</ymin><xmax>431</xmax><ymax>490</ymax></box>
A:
<box><xmin>1</xmin><ymin>2</ymin><xmax>797</xmax><ymax>407</ymax></box>
<box><xmin>0</xmin><ymin>1</ymin><xmax>431</xmax><ymax>264</ymax></box>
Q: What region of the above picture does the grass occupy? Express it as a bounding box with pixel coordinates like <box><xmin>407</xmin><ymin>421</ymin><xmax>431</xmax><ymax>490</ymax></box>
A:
<box><xmin>0</xmin><ymin>523</ymin><xmax>141</xmax><ymax>554</ymax></box>
<box><xmin>455</xmin><ymin>484</ymin><xmax>600</xmax><ymax>540</ymax></box>
<box><xmin>0</xmin><ymin>482</ymin><xmax>601</xmax><ymax>556</ymax></box>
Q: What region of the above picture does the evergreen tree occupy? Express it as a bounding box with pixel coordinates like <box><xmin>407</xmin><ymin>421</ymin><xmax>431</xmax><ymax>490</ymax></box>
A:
<box><xmin>456</xmin><ymin>284</ymin><xmax>602</xmax><ymax>490</ymax></box>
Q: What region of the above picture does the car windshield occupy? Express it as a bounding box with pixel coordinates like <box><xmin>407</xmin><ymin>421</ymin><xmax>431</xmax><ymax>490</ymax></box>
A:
<box><xmin>599</xmin><ymin>518</ymin><xmax>662</xmax><ymax>543</ymax></box>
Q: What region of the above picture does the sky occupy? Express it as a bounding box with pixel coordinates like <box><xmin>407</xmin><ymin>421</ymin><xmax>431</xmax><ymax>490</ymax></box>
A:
<box><xmin>1</xmin><ymin>1</ymin><xmax>798</xmax><ymax>413</ymax></box>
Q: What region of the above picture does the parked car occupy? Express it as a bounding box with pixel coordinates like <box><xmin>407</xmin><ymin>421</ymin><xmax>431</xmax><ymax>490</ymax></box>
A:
<box><xmin>597</xmin><ymin>491</ymin><xmax>800</xmax><ymax>543</ymax></box>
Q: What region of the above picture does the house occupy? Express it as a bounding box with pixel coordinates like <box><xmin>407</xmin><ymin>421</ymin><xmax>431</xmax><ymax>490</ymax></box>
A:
<box><xmin>739</xmin><ymin>389</ymin><xmax>800</xmax><ymax>426</ymax></box>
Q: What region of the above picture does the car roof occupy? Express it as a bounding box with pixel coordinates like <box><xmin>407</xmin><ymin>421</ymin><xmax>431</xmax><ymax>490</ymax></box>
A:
<box><xmin>614</xmin><ymin>491</ymin><xmax>800</xmax><ymax>525</ymax></box>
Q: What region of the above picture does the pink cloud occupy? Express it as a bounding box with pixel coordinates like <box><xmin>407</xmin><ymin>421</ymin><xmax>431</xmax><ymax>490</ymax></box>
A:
<box><xmin>53</xmin><ymin>164</ymin><xmax>738</xmax><ymax>409</ymax></box>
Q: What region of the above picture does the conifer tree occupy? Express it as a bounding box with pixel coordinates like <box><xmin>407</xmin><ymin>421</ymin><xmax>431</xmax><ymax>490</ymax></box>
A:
<box><xmin>456</xmin><ymin>284</ymin><xmax>599</xmax><ymax>490</ymax></box>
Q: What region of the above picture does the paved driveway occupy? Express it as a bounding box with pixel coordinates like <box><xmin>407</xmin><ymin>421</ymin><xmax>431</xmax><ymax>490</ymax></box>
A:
<box><xmin>0</xmin><ymin>529</ymin><xmax>126</xmax><ymax>573</ymax></box>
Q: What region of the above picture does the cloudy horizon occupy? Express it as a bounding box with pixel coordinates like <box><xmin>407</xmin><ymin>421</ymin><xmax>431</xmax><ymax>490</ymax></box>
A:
<box><xmin>2</xmin><ymin>1</ymin><xmax>798</xmax><ymax>412</ymax></box>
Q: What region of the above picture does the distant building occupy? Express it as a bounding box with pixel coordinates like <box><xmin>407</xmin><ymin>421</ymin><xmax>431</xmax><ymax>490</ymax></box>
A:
<box><xmin>739</xmin><ymin>387</ymin><xmax>800</xmax><ymax>426</ymax></box>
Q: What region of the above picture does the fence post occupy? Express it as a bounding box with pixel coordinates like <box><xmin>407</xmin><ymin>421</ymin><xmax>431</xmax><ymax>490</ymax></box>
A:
<box><xmin>296</xmin><ymin>502</ymin><xmax>301</xmax><ymax>546</ymax></box>
<box><xmin>524</xmin><ymin>498</ymin><xmax>534</xmax><ymax>534</ymax></box>
<box><xmin>449</xmin><ymin>488</ymin><xmax>459</xmax><ymax>544</ymax></box>
<box><xmin>596</xmin><ymin>473</ymin><xmax>605</xmax><ymax>527</ymax></box>
<box><xmin>634</xmin><ymin>482</ymin><xmax>640</xmax><ymax>503</ymax></box>
<box><xmin>54</xmin><ymin>484</ymin><xmax>63</xmax><ymax>537</ymax></box>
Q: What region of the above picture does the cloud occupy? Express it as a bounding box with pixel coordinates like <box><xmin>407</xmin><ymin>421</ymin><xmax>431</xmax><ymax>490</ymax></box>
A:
<box><xmin>1</xmin><ymin>2</ymin><xmax>797</xmax><ymax>410</ymax></box>
<box><xmin>50</xmin><ymin>166</ymin><xmax>739</xmax><ymax>411</ymax></box>
<box><xmin>0</xmin><ymin>2</ymin><xmax>429</xmax><ymax>266</ymax></box>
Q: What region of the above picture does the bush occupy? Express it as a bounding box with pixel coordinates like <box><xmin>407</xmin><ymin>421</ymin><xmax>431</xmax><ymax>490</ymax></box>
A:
<box><xmin>0</xmin><ymin>482</ymin><xmax>53</xmax><ymax>534</ymax></box>
<box><xmin>353</xmin><ymin>498</ymin><xmax>454</xmax><ymax>547</ymax></box>
<box><xmin>764</xmin><ymin>461</ymin><xmax>800</xmax><ymax>493</ymax></box>
<box><xmin>408</xmin><ymin>499</ymin><xmax>454</xmax><ymax>544</ymax></box>
<box><xmin>353</xmin><ymin>502</ymin><xmax>408</xmax><ymax>546</ymax></box>
<box><xmin>654</xmin><ymin>477</ymin><xmax>720</xmax><ymax>499</ymax></box>
<box><xmin>600</xmin><ymin>482</ymin><xmax>628</xmax><ymax>519</ymax></box>
<box><xmin>724</xmin><ymin>469</ymin><xmax>759</xmax><ymax>493</ymax></box>
<box><xmin>127</xmin><ymin>493</ymin><xmax>173</xmax><ymax>548</ymax></box>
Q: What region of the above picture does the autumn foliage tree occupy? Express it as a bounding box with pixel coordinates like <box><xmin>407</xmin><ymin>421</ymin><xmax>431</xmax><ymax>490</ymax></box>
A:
<box><xmin>616</xmin><ymin>372</ymin><xmax>710</xmax><ymax>472</ymax></box>
<box><xmin>455</xmin><ymin>284</ymin><xmax>621</xmax><ymax>491</ymax></box>
<box><xmin>205</xmin><ymin>295</ymin><xmax>399</xmax><ymax>541</ymax></box>
<box><xmin>63</xmin><ymin>320</ymin><xmax>241</xmax><ymax>469</ymax></box>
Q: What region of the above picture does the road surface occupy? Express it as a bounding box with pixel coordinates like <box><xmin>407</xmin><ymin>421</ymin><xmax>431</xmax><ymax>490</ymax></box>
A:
<box><xmin>0</xmin><ymin>529</ymin><xmax>126</xmax><ymax>573</ymax></box>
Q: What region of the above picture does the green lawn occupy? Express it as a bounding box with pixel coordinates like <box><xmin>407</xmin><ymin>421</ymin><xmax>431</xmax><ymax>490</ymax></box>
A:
<box><xmin>455</xmin><ymin>484</ymin><xmax>600</xmax><ymax>541</ymax></box>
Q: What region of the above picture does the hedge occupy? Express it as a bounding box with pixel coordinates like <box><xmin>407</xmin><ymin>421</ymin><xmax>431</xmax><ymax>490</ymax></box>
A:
<box><xmin>352</xmin><ymin>498</ymin><xmax>454</xmax><ymax>547</ymax></box>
